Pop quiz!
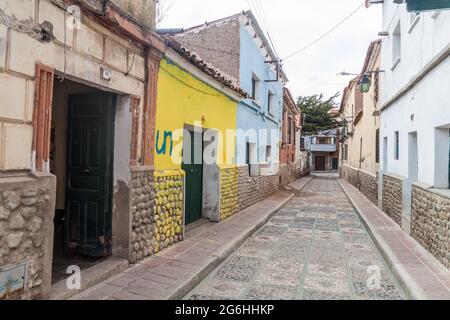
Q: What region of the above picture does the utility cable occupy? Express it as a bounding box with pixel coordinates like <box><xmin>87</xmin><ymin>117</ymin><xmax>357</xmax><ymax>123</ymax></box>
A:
<box><xmin>283</xmin><ymin>2</ymin><xmax>366</xmax><ymax>61</ymax></box>
<box><xmin>160</xmin><ymin>65</ymin><xmax>220</xmax><ymax>97</ymax></box>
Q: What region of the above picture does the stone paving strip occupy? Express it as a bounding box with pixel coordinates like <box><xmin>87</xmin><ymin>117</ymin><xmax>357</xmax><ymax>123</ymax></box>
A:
<box><xmin>185</xmin><ymin>177</ymin><xmax>406</xmax><ymax>300</ymax></box>
<box><xmin>69</xmin><ymin>178</ymin><xmax>314</xmax><ymax>300</ymax></box>
<box><xmin>338</xmin><ymin>179</ymin><xmax>450</xmax><ymax>300</ymax></box>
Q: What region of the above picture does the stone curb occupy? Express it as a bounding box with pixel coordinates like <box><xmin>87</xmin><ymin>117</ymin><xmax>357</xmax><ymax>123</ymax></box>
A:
<box><xmin>166</xmin><ymin>177</ymin><xmax>314</xmax><ymax>300</ymax></box>
<box><xmin>337</xmin><ymin>179</ymin><xmax>426</xmax><ymax>300</ymax></box>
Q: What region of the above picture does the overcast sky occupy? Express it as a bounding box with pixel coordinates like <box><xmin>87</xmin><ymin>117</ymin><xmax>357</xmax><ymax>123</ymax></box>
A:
<box><xmin>159</xmin><ymin>0</ymin><xmax>382</xmax><ymax>102</ymax></box>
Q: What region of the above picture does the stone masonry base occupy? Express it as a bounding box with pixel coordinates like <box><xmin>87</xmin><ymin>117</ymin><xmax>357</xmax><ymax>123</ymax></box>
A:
<box><xmin>130</xmin><ymin>170</ymin><xmax>184</xmax><ymax>263</ymax></box>
<box><xmin>382</xmin><ymin>174</ymin><xmax>403</xmax><ymax>226</ymax></box>
<box><xmin>411</xmin><ymin>184</ymin><xmax>450</xmax><ymax>269</ymax></box>
<box><xmin>0</xmin><ymin>173</ymin><xmax>56</xmax><ymax>300</ymax></box>
<box><xmin>340</xmin><ymin>165</ymin><xmax>378</xmax><ymax>205</ymax></box>
<box><xmin>237</xmin><ymin>166</ymin><xmax>279</xmax><ymax>213</ymax></box>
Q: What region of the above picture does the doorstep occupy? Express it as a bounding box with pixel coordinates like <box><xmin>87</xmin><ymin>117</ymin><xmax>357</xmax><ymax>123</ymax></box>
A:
<box><xmin>68</xmin><ymin>178</ymin><xmax>314</xmax><ymax>300</ymax></box>
<box><xmin>50</xmin><ymin>257</ymin><xmax>129</xmax><ymax>300</ymax></box>
<box><xmin>338</xmin><ymin>178</ymin><xmax>450</xmax><ymax>300</ymax></box>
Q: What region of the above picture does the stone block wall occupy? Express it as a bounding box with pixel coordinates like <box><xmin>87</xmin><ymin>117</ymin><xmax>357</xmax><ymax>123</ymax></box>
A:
<box><xmin>411</xmin><ymin>185</ymin><xmax>450</xmax><ymax>269</ymax></box>
<box><xmin>340</xmin><ymin>165</ymin><xmax>360</xmax><ymax>189</ymax></box>
<box><xmin>130</xmin><ymin>170</ymin><xmax>184</xmax><ymax>263</ymax></box>
<box><xmin>237</xmin><ymin>166</ymin><xmax>279</xmax><ymax>212</ymax></box>
<box><xmin>359</xmin><ymin>170</ymin><xmax>378</xmax><ymax>206</ymax></box>
<box><xmin>219</xmin><ymin>167</ymin><xmax>239</xmax><ymax>221</ymax></box>
<box><xmin>382</xmin><ymin>174</ymin><xmax>403</xmax><ymax>226</ymax></box>
<box><xmin>153</xmin><ymin>172</ymin><xmax>184</xmax><ymax>254</ymax></box>
<box><xmin>0</xmin><ymin>173</ymin><xmax>56</xmax><ymax>300</ymax></box>
<box><xmin>340</xmin><ymin>165</ymin><xmax>378</xmax><ymax>206</ymax></box>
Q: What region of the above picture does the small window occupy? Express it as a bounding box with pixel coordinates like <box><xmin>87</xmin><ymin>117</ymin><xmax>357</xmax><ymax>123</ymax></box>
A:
<box><xmin>288</xmin><ymin>116</ymin><xmax>293</xmax><ymax>145</ymax></box>
<box><xmin>316</xmin><ymin>137</ymin><xmax>332</xmax><ymax>145</ymax></box>
<box><xmin>268</xmin><ymin>91</ymin><xmax>274</xmax><ymax>115</ymax></box>
<box><xmin>376</xmin><ymin>129</ymin><xmax>380</xmax><ymax>164</ymax></box>
<box><xmin>394</xmin><ymin>131</ymin><xmax>400</xmax><ymax>160</ymax></box>
<box><xmin>300</xmin><ymin>137</ymin><xmax>305</xmax><ymax>151</ymax></box>
<box><xmin>251</xmin><ymin>74</ymin><xmax>261</xmax><ymax>102</ymax></box>
<box><xmin>392</xmin><ymin>21</ymin><xmax>402</xmax><ymax>69</ymax></box>
<box><xmin>374</xmin><ymin>69</ymin><xmax>379</xmax><ymax>103</ymax></box>
<box><xmin>266</xmin><ymin>145</ymin><xmax>272</xmax><ymax>163</ymax></box>
<box><xmin>251</xmin><ymin>78</ymin><xmax>256</xmax><ymax>100</ymax></box>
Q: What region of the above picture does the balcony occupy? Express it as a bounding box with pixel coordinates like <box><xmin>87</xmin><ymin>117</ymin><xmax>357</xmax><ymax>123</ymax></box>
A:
<box><xmin>310</xmin><ymin>144</ymin><xmax>337</xmax><ymax>152</ymax></box>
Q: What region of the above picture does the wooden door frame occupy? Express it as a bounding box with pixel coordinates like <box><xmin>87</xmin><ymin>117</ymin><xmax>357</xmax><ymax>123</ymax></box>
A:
<box><xmin>33</xmin><ymin>64</ymin><xmax>55</xmax><ymax>172</ymax></box>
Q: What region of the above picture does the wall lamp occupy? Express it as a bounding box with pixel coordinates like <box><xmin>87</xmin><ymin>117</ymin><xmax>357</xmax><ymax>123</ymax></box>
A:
<box><xmin>337</xmin><ymin>70</ymin><xmax>385</xmax><ymax>93</ymax></box>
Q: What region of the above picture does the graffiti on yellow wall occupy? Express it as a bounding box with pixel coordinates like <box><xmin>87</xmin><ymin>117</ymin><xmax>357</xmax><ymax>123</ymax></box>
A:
<box><xmin>154</xmin><ymin>58</ymin><xmax>238</xmax><ymax>170</ymax></box>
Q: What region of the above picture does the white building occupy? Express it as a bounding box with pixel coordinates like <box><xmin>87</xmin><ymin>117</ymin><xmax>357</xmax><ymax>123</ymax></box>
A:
<box><xmin>303</xmin><ymin>129</ymin><xmax>339</xmax><ymax>172</ymax></box>
<box><xmin>378</xmin><ymin>1</ymin><xmax>450</xmax><ymax>269</ymax></box>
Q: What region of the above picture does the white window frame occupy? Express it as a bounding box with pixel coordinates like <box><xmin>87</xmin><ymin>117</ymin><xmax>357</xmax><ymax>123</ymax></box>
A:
<box><xmin>408</xmin><ymin>11</ymin><xmax>420</xmax><ymax>33</ymax></box>
<box><xmin>251</xmin><ymin>73</ymin><xmax>262</xmax><ymax>105</ymax></box>
<box><xmin>392</xmin><ymin>21</ymin><xmax>402</xmax><ymax>70</ymax></box>
<box><xmin>267</xmin><ymin>90</ymin><xmax>274</xmax><ymax>115</ymax></box>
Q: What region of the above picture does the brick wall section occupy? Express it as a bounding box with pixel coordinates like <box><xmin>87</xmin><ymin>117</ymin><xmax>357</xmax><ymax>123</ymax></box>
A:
<box><xmin>359</xmin><ymin>170</ymin><xmax>378</xmax><ymax>206</ymax></box>
<box><xmin>130</xmin><ymin>170</ymin><xmax>184</xmax><ymax>263</ymax></box>
<box><xmin>411</xmin><ymin>185</ymin><xmax>450</xmax><ymax>269</ymax></box>
<box><xmin>0</xmin><ymin>174</ymin><xmax>56</xmax><ymax>299</ymax></box>
<box><xmin>237</xmin><ymin>166</ymin><xmax>279</xmax><ymax>212</ymax></box>
<box><xmin>219</xmin><ymin>167</ymin><xmax>239</xmax><ymax>221</ymax></box>
<box><xmin>176</xmin><ymin>21</ymin><xmax>240</xmax><ymax>82</ymax></box>
<box><xmin>382</xmin><ymin>175</ymin><xmax>403</xmax><ymax>226</ymax></box>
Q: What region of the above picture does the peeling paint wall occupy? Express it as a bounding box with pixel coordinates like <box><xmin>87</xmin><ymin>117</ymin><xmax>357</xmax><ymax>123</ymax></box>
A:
<box><xmin>0</xmin><ymin>0</ymin><xmax>147</xmax><ymax>172</ymax></box>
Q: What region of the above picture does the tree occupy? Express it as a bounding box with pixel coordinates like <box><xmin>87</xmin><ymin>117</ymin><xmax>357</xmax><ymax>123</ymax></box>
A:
<box><xmin>297</xmin><ymin>92</ymin><xmax>341</xmax><ymax>135</ymax></box>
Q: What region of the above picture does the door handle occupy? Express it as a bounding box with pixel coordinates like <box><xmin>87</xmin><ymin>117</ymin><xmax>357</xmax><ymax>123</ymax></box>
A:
<box><xmin>82</xmin><ymin>167</ymin><xmax>91</xmax><ymax>174</ymax></box>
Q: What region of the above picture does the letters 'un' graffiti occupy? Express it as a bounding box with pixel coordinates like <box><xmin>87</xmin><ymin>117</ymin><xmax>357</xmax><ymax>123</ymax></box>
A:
<box><xmin>156</xmin><ymin>130</ymin><xmax>174</xmax><ymax>156</ymax></box>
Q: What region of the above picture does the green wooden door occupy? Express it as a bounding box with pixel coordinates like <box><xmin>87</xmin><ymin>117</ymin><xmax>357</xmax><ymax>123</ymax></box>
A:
<box><xmin>182</xmin><ymin>130</ymin><xmax>203</xmax><ymax>225</ymax></box>
<box><xmin>65</xmin><ymin>94</ymin><xmax>115</xmax><ymax>257</ymax></box>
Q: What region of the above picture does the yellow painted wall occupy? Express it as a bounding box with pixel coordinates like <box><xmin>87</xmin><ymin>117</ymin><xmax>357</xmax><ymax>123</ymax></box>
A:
<box><xmin>155</xmin><ymin>58</ymin><xmax>238</xmax><ymax>170</ymax></box>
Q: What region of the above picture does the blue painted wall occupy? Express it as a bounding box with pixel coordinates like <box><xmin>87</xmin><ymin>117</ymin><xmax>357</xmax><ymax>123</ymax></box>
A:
<box><xmin>236</xmin><ymin>24</ymin><xmax>284</xmax><ymax>166</ymax></box>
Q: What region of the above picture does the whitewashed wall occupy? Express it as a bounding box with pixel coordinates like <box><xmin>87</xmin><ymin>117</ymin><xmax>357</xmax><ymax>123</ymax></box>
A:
<box><xmin>379</xmin><ymin>3</ymin><xmax>450</xmax><ymax>188</ymax></box>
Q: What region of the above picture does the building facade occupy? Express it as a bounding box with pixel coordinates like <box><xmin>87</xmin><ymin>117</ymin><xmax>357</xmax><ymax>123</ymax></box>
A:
<box><xmin>0</xmin><ymin>0</ymin><xmax>164</xmax><ymax>299</ymax></box>
<box><xmin>172</xmin><ymin>11</ymin><xmax>284</xmax><ymax>212</ymax></box>
<box><xmin>379</xmin><ymin>2</ymin><xmax>450</xmax><ymax>269</ymax></box>
<box><xmin>304</xmin><ymin>130</ymin><xmax>339</xmax><ymax>172</ymax></box>
<box><xmin>279</xmin><ymin>88</ymin><xmax>302</xmax><ymax>186</ymax></box>
<box><xmin>154</xmin><ymin>39</ymin><xmax>245</xmax><ymax>228</ymax></box>
<box><xmin>340</xmin><ymin>40</ymin><xmax>381</xmax><ymax>205</ymax></box>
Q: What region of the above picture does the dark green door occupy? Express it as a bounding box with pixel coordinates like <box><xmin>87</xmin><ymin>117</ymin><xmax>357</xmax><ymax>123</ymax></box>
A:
<box><xmin>182</xmin><ymin>130</ymin><xmax>203</xmax><ymax>225</ymax></box>
<box><xmin>65</xmin><ymin>94</ymin><xmax>115</xmax><ymax>257</ymax></box>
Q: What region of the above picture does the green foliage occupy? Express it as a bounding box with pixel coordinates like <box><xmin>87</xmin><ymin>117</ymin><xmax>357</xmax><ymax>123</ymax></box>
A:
<box><xmin>297</xmin><ymin>92</ymin><xmax>341</xmax><ymax>135</ymax></box>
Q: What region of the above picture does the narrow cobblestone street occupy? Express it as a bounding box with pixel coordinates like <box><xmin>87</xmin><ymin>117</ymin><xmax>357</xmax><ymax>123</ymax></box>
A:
<box><xmin>186</xmin><ymin>177</ymin><xmax>405</xmax><ymax>300</ymax></box>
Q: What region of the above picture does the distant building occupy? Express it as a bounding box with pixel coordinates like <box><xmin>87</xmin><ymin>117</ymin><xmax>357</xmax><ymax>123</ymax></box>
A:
<box><xmin>339</xmin><ymin>40</ymin><xmax>381</xmax><ymax>205</ymax></box>
<box><xmin>304</xmin><ymin>129</ymin><xmax>339</xmax><ymax>172</ymax></box>
<box><xmin>279</xmin><ymin>88</ymin><xmax>303</xmax><ymax>186</ymax></box>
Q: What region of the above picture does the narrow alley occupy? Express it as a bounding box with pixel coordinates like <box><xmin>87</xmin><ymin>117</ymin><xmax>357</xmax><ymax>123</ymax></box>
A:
<box><xmin>186</xmin><ymin>177</ymin><xmax>405</xmax><ymax>300</ymax></box>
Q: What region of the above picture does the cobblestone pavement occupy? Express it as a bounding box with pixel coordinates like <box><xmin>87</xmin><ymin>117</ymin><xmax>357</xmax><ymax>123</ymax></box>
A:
<box><xmin>185</xmin><ymin>177</ymin><xmax>406</xmax><ymax>300</ymax></box>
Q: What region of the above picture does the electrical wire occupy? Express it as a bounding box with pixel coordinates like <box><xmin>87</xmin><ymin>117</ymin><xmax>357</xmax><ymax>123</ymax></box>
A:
<box><xmin>160</xmin><ymin>65</ymin><xmax>220</xmax><ymax>97</ymax></box>
<box><xmin>255</xmin><ymin>0</ymin><xmax>280</xmax><ymax>59</ymax></box>
<box><xmin>283</xmin><ymin>2</ymin><xmax>366</xmax><ymax>61</ymax></box>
